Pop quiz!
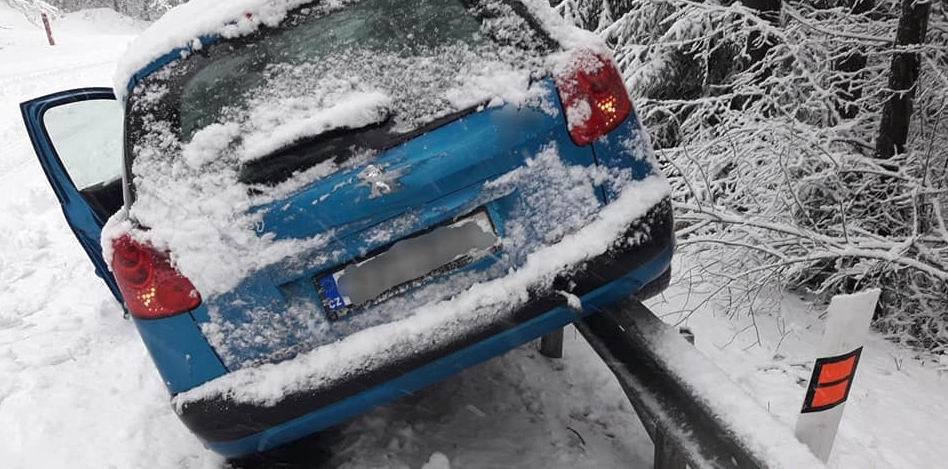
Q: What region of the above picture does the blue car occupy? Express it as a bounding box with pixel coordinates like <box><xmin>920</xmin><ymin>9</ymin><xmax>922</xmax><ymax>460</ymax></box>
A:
<box><xmin>20</xmin><ymin>0</ymin><xmax>673</xmax><ymax>459</ymax></box>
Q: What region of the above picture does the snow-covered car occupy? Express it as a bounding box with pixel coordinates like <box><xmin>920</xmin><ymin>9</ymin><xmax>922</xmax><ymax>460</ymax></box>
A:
<box><xmin>20</xmin><ymin>0</ymin><xmax>673</xmax><ymax>458</ymax></box>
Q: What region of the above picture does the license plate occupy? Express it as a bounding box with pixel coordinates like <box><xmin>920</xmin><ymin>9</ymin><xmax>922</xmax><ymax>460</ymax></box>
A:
<box><xmin>316</xmin><ymin>210</ymin><xmax>498</xmax><ymax>320</ymax></box>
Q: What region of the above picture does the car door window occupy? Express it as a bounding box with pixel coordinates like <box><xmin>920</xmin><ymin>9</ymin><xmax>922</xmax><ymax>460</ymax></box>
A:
<box><xmin>43</xmin><ymin>99</ymin><xmax>125</xmax><ymax>218</ymax></box>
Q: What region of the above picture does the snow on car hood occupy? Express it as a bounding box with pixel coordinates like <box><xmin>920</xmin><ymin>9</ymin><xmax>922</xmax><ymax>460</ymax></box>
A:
<box><xmin>175</xmin><ymin>170</ymin><xmax>671</xmax><ymax>407</ymax></box>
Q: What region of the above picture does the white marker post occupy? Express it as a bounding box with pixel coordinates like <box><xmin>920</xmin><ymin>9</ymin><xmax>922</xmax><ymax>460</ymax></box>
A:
<box><xmin>795</xmin><ymin>289</ymin><xmax>880</xmax><ymax>462</ymax></box>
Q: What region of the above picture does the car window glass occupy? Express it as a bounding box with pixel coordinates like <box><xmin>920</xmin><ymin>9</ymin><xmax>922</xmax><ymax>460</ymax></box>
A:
<box><xmin>177</xmin><ymin>0</ymin><xmax>521</xmax><ymax>141</ymax></box>
<box><xmin>43</xmin><ymin>99</ymin><xmax>123</xmax><ymax>190</ymax></box>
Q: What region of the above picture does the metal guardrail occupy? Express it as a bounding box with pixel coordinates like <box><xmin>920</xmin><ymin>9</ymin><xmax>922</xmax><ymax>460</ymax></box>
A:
<box><xmin>575</xmin><ymin>299</ymin><xmax>826</xmax><ymax>469</ymax></box>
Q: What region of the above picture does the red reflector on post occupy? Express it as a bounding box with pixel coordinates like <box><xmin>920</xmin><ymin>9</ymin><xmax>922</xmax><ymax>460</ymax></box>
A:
<box><xmin>555</xmin><ymin>50</ymin><xmax>632</xmax><ymax>146</ymax></box>
<box><xmin>811</xmin><ymin>380</ymin><xmax>851</xmax><ymax>409</ymax></box>
<box><xmin>111</xmin><ymin>234</ymin><xmax>201</xmax><ymax>320</ymax></box>
<box><xmin>801</xmin><ymin>347</ymin><xmax>863</xmax><ymax>413</ymax></box>
<box><xmin>817</xmin><ymin>354</ymin><xmax>858</xmax><ymax>385</ymax></box>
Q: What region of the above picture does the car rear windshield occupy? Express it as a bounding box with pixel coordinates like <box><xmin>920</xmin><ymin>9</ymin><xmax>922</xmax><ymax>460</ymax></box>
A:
<box><xmin>127</xmin><ymin>0</ymin><xmax>555</xmax><ymax>187</ymax></box>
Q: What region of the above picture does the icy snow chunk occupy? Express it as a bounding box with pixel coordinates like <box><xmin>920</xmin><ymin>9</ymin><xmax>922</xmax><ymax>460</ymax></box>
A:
<box><xmin>564</xmin><ymin>98</ymin><xmax>592</xmax><ymax>131</ymax></box>
<box><xmin>238</xmin><ymin>90</ymin><xmax>392</xmax><ymax>163</ymax></box>
<box><xmin>558</xmin><ymin>290</ymin><xmax>583</xmax><ymax>311</ymax></box>
<box><xmin>182</xmin><ymin>122</ymin><xmax>241</xmax><ymax>169</ymax></box>
<box><xmin>443</xmin><ymin>63</ymin><xmax>545</xmax><ymax>112</ymax></box>
<box><xmin>422</xmin><ymin>453</ymin><xmax>451</xmax><ymax>469</ymax></box>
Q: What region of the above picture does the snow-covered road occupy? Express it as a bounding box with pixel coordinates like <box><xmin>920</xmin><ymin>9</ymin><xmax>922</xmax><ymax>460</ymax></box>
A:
<box><xmin>1</xmin><ymin>6</ymin><xmax>945</xmax><ymax>469</ymax></box>
<box><xmin>0</xmin><ymin>8</ymin><xmax>220</xmax><ymax>469</ymax></box>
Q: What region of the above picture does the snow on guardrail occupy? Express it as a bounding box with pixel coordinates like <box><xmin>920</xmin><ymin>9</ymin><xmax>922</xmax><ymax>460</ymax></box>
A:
<box><xmin>579</xmin><ymin>299</ymin><xmax>826</xmax><ymax>468</ymax></box>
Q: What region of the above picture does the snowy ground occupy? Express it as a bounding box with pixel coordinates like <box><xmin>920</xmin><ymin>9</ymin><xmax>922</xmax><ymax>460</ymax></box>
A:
<box><xmin>1</xmin><ymin>7</ymin><xmax>945</xmax><ymax>469</ymax></box>
<box><xmin>654</xmin><ymin>263</ymin><xmax>948</xmax><ymax>469</ymax></box>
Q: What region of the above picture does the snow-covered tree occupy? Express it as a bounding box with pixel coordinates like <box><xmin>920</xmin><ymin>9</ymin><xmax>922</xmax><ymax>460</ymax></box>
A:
<box><xmin>557</xmin><ymin>0</ymin><xmax>948</xmax><ymax>354</ymax></box>
<box><xmin>3</xmin><ymin>0</ymin><xmax>58</xmax><ymax>25</ymax></box>
<box><xmin>552</xmin><ymin>0</ymin><xmax>604</xmax><ymax>30</ymax></box>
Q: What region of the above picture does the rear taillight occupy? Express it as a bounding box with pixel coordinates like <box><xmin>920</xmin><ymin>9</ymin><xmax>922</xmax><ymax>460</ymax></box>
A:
<box><xmin>111</xmin><ymin>234</ymin><xmax>201</xmax><ymax>319</ymax></box>
<box><xmin>555</xmin><ymin>51</ymin><xmax>632</xmax><ymax>146</ymax></box>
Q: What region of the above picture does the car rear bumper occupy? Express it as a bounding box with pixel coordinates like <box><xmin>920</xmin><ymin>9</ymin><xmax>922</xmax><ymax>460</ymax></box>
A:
<box><xmin>176</xmin><ymin>198</ymin><xmax>674</xmax><ymax>458</ymax></box>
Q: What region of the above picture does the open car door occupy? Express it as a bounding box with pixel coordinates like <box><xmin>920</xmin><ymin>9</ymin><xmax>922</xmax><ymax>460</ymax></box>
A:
<box><xmin>20</xmin><ymin>88</ymin><xmax>125</xmax><ymax>303</ymax></box>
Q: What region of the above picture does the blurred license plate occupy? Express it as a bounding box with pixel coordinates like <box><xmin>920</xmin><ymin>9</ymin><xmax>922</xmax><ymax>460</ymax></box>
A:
<box><xmin>316</xmin><ymin>211</ymin><xmax>498</xmax><ymax>320</ymax></box>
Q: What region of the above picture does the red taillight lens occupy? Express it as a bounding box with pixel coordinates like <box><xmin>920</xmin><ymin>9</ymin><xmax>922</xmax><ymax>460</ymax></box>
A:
<box><xmin>555</xmin><ymin>51</ymin><xmax>632</xmax><ymax>146</ymax></box>
<box><xmin>111</xmin><ymin>234</ymin><xmax>201</xmax><ymax>319</ymax></box>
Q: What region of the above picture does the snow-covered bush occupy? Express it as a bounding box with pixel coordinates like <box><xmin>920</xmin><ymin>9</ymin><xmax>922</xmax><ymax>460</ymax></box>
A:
<box><xmin>554</xmin><ymin>0</ymin><xmax>948</xmax><ymax>353</ymax></box>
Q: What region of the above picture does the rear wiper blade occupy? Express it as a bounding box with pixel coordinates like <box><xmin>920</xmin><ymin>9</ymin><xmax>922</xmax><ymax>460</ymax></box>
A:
<box><xmin>239</xmin><ymin>117</ymin><xmax>397</xmax><ymax>186</ymax></box>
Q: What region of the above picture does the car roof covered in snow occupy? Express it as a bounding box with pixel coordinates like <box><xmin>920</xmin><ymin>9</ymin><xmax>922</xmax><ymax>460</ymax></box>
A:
<box><xmin>112</xmin><ymin>0</ymin><xmax>602</xmax><ymax>101</ymax></box>
<box><xmin>113</xmin><ymin>0</ymin><xmax>340</xmax><ymax>100</ymax></box>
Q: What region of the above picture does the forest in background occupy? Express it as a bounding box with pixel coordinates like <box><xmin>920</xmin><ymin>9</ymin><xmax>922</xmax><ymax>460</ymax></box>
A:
<box><xmin>553</xmin><ymin>0</ymin><xmax>948</xmax><ymax>357</ymax></box>
<box><xmin>5</xmin><ymin>0</ymin><xmax>948</xmax><ymax>356</ymax></box>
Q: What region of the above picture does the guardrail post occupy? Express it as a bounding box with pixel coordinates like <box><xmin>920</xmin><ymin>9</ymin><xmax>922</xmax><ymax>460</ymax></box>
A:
<box><xmin>539</xmin><ymin>328</ymin><xmax>564</xmax><ymax>358</ymax></box>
